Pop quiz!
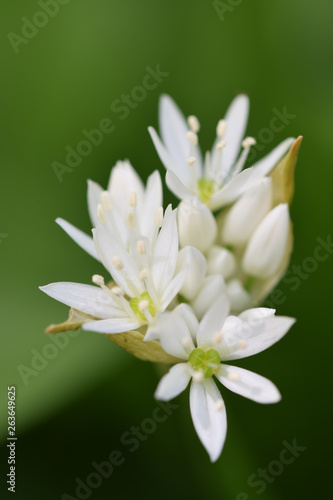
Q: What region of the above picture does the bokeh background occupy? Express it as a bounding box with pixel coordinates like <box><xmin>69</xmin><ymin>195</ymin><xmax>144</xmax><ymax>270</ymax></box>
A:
<box><xmin>1</xmin><ymin>0</ymin><xmax>332</xmax><ymax>498</ymax></box>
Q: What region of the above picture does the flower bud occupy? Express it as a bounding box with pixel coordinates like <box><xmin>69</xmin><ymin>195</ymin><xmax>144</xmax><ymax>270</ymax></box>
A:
<box><xmin>178</xmin><ymin>198</ymin><xmax>217</xmax><ymax>254</ymax></box>
<box><xmin>222</xmin><ymin>178</ymin><xmax>273</xmax><ymax>246</ymax></box>
<box><xmin>226</xmin><ymin>279</ymin><xmax>253</xmax><ymax>312</ymax></box>
<box><xmin>176</xmin><ymin>246</ymin><xmax>207</xmax><ymax>301</ymax></box>
<box><xmin>242</xmin><ymin>203</ymin><xmax>290</xmax><ymax>279</ymax></box>
<box><xmin>207</xmin><ymin>246</ymin><xmax>236</xmax><ymax>280</ymax></box>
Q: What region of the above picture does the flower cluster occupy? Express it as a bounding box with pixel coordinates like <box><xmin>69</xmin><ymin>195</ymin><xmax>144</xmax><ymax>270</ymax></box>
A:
<box><xmin>41</xmin><ymin>94</ymin><xmax>300</xmax><ymax>461</ymax></box>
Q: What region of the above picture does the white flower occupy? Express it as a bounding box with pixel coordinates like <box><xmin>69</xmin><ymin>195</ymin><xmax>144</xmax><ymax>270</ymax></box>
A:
<box><xmin>56</xmin><ymin>160</ymin><xmax>163</xmax><ymax>260</ymax></box>
<box><xmin>149</xmin><ymin>94</ymin><xmax>294</xmax><ymax>211</ymax></box>
<box><xmin>40</xmin><ymin>206</ymin><xmax>186</xmax><ymax>336</ymax></box>
<box><xmin>177</xmin><ymin>198</ymin><xmax>217</xmax><ymax>254</ymax></box>
<box><xmin>242</xmin><ymin>203</ymin><xmax>290</xmax><ymax>279</ymax></box>
<box><xmin>148</xmin><ymin>298</ymin><xmax>295</xmax><ymax>462</ymax></box>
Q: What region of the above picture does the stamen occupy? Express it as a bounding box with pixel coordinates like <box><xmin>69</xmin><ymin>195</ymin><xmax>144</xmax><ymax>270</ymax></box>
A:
<box><xmin>112</xmin><ymin>286</ymin><xmax>124</xmax><ymax>296</ymax></box>
<box><xmin>126</xmin><ymin>209</ymin><xmax>136</xmax><ymax>228</ymax></box>
<box><xmin>181</xmin><ymin>337</ymin><xmax>191</xmax><ymax>348</ymax></box>
<box><xmin>139</xmin><ymin>268</ymin><xmax>148</xmax><ymax>281</ymax></box>
<box><xmin>101</xmin><ymin>191</ymin><xmax>111</xmax><ymax>211</ymax></box>
<box><xmin>187</xmin><ymin>156</ymin><xmax>196</xmax><ymax>166</ymax></box>
<box><xmin>154</xmin><ymin>206</ymin><xmax>164</xmax><ymax>228</ymax></box>
<box><xmin>112</xmin><ymin>256</ymin><xmax>124</xmax><ymax>270</ymax></box>
<box><xmin>213</xmin><ymin>332</ymin><xmax>223</xmax><ymax>345</ymax></box>
<box><xmin>187</xmin><ymin>115</ymin><xmax>200</xmax><ymax>133</ymax></box>
<box><xmin>92</xmin><ymin>274</ymin><xmax>105</xmax><ymax>286</ymax></box>
<box><xmin>216</xmin><ymin>140</ymin><xmax>226</xmax><ymax>151</ymax></box>
<box><xmin>242</xmin><ymin>136</ymin><xmax>256</xmax><ymax>149</ymax></box>
<box><xmin>97</xmin><ymin>204</ymin><xmax>105</xmax><ymax>224</ymax></box>
<box><xmin>216</xmin><ymin>399</ymin><xmax>224</xmax><ymax>412</ymax></box>
<box><xmin>228</xmin><ymin>371</ymin><xmax>241</xmax><ymax>381</ymax></box>
<box><xmin>138</xmin><ymin>299</ymin><xmax>149</xmax><ymax>312</ymax></box>
<box><xmin>137</xmin><ymin>240</ymin><xmax>146</xmax><ymax>255</ymax></box>
<box><xmin>239</xmin><ymin>339</ymin><xmax>247</xmax><ymax>349</ymax></box>
<box><xmin>186</xmin><ymin>131</ymin><xmax>198</xmax><ymax>146</ymax></box>
<box><xmin>192</xmin><ymin>371</ymin><xmax>204</xmax><ymax>383</ymax></box>
<box><xmin>129</xmin><ymin>192</ymin><xmax>138</xmax><ymax>207</ymax></box>
<box><xmin>217</xmin><ymin>119</ymin><xmax>227</xmax><ymax>138</ymax></box>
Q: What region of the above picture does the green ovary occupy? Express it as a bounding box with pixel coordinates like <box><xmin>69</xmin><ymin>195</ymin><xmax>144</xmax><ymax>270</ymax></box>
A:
<box><xmin>197</xmin><ymin>178</ymin><xmax>216</xmax><ymax>204</ymax></box>
<box><xmin>188</xmin><ymin>348</ymin><xmax>221</xmax><ymax>378</ymax></box>
<box><xmin>130</xmin><ymin>292</ymin><xmax>156</xmax><ymax>321</ymax></box>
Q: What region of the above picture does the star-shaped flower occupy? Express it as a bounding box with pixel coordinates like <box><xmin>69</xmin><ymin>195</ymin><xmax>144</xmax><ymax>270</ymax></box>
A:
<box><xmin>149</xmin><ymin>94</ymin><xmax>294</xmax><ymax>211</ymax></box>
<box><xmin>148</xmin><ymin>298</ymin><xmax>295</xmax><ymax>461</ymax></box>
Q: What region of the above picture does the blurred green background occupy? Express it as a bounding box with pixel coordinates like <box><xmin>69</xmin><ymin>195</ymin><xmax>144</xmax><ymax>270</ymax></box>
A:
<box><xmin>1</xmin><ymin>0</ymin><xmax>332</xmax><ymax>498</ymax></box>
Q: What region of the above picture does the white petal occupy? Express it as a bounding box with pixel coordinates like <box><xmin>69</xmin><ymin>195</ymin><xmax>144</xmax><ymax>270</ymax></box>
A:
<box><xmin>150</xmin><ymin>205</ymin><xmax>179</xmax><ymax>298</ymax></box>
<box><xmin>140</xmin><ymin>170</ymin><xmax>163</xmax><ymax>240</ymax></box>
<box><xmin>211</xmin><ymin>94</ymin><xmax>249</xmax><ymax>178</ymax></box>
<box><xmin>172</xmin><ymin>303</ymin><xmax>199</xmax><ymax>341</ymax></box>
<box><xmin>82</xmin><ymin>317</ymin><xmax>142</xmax><ymax>334</ymax></box>
<box><xmin>191</xmin><ymin>275</ymin><xmax>226</xmax><ymax>320</ymax></box>
<box><xmin>56</xmin><ymin>218</ymin><xmax>99</xmax><ymax>260</ymax></box>
<box><xmin>220</xmin><ymin>316</ymin><xmax>296</xmax><ymax>361</ymax></box>
<box><xmin>190</xmin><ymin>379</ymin><xmax>227</xmax><ymax>462</ymax></box>
<box><xmin>238</xmin><ymin>307</ymin><xmax>276</xmax><ymax>322</ymax></box>
<box><xmin>209</xmin><ymin>167</ymin><xmax>255</xmax><ymax>211</ymax></box>
<box><xmin>176</xmin><ymin>246</ymin><xmax>207</xmax><ymax>301</ymax></box>
<box><xmin>250</xmin><ymin>138</ymin><xmax>295</xmax><ymax>179</ymax></box>
<box><xmin>93</xmin><ymin>225</ymin><xmax>144</xmax><ymax>297</ymax></box>
<box><xmin>197</xmin><ymin>296</ymin><xmax>230</xmax><ymax>347</ymax></box>
<box><xmin>165</xmin><ymin>169</ymin><xmax>195</xmax><ymax>201</ymax></box>
<box><xmin>178</xmin><ymin>198</ymin><xmax>217</xmax><ymax>254</ymax></box>
<box><xmin>160</xmin><ymin>267</ymin><xmax>187</xmax><ymax>310</ymax></box>
<box><xmin>155</xmin><ymin>363</ymin><xmax>191</xmax><ymax>401</ymax></box>
<box><xmin>145</xmin><ymin>311</ymin><xmax>193</xmax><ymax>359</ymax></box>
<box><xmin>87</xmin><ymin>180</ymin><xmax>103</xmax><ymax>227</ymax></box>
<box><xmin>159</xmin><ymin>95</ymin><xmax>203</xmax><ymax>179</ymax></box>
<box><xmin>216</xmin><ymin>365</ymin><xmax>281</xmax><ymax>404</ymax></box>
<box><xmin>242</xmin><ymin>204</ymin><xmax>290</xmax><ymax>279</ymax></box>
<box><xmin>39</xmin><ymin>282</ymin><xmax>122</xmax><ymax>319</ymax></box>
<box><xmin>108</xmin><ymin>160</ymin><xmax>144</xmax><ymax>213</ymax></box>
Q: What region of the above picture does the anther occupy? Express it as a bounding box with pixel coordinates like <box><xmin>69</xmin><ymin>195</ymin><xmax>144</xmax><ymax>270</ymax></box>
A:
<box><xmin>216</xmin><ymin>399</ymin><xmax>224</xmax><ymax>412</ymax></box>
<box><xmin>137</xmin><ymin>240</ymin><xmax>146</xmax><ymax>255</ymax></box>
<box><xmin>187</xmin><ymin>115</ymin><xmax>200</xmax><ymax>133</ymax></box>
<box><xmin>101</xmin><ymin>191</ymin><xmax>112</xmax><ymax>211</ymax></box>
<box><xmin>239</xmin><ymin>339</ymin><xmax>247</xmax><ymax>349</ymax></box>
<box><xmin>216</xmin><ymin>140</ymin><xmax>226</xmax><ymax>151</ymax></box>
<box><xmin>213</xmin><ymin>332</ymin><xmax>223</xmax><ymax>345</ymax></box>
<box><xmin>126</xmin><ymin>209</ymin><xmax>136</xmax><ymax>228</ymax></box>
<box><xmin>139</xmin><ymin>268</ymin><xmax>148</xmax><ymax>281</ymax></box>
<box><xmin>228</xmin><ymin>371</ymin><xmax>241</xmax><ymax>381</ymax></box>
<box><xmin>181</xmin><ymin>337</ymin><xmax>191</xmax><ymax>348</ymax></box>
<box><xmin>186</xmin><ymin>131</ymin><xmax>198</xmax><ymax>146</ymax></box>
<box><xmin>193</xmin><ymin>371</ymin><xmax>204</xmax><ymax>383</ymax></box>
<box><xmin>154</xmin><ymin>206</ymin><xmax>164</xmax><ymax>228</ymax></box>
<box><xmin>187</xmin><ymin>156</ymin><xmax>196</xmax><ymax>166</ymax></box>
<box><xmin>129</xmin><ymin>192</ymin><xmax>138</xmax><ymax>207</ymax></box>
<box><xmin>138</xmin><ymin>299</ymin><xmax>149</xmax><ymax>312</ymax></box>
<box><xmin>92</xmin><ymin>274</ymin><xmax>105</xmax><ymax>286</ymax></box>
<box><xmin>97</xmin><ymin>204</ymin><xmax>105</xmax><ymax>224</ymax></box>
<box><xmin>217</xmin><ymin>119</ymin><xmax>227</xmax><ymax>137</ymax></box>
<box><xmin>112</xmin><ymin>286</ymin><xmax>124</xmax><ymax>296</ymax></box>
<box><xmin>112</xmin><ymin>256</ymin><xmax>124</xmax><ymax>270</ymax></box>
<box><xmin>242</xmin><ymin>137</ymin><xmax>256</xmax><ymax>149</ymax></box>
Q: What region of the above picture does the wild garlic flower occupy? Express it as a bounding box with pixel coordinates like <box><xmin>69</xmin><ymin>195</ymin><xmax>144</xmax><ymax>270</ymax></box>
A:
<box><xmin>149</xmin><ymin>94</ymin><xmax>294</xmax><ymax>211</ymax></box>
<box><xmin>147</xmin><ymin>298</ymin><xmax>295</xmax><ymax>462</ymax></box>
<box><xmin>56</xmin><ymin>160</ymin><xmax>163</xmax><ymax>261</ymax></box>
<box><xmin>40</xmin><ymin>205</ymin><xmax>187</xmax><ymax>335</ymax></box>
